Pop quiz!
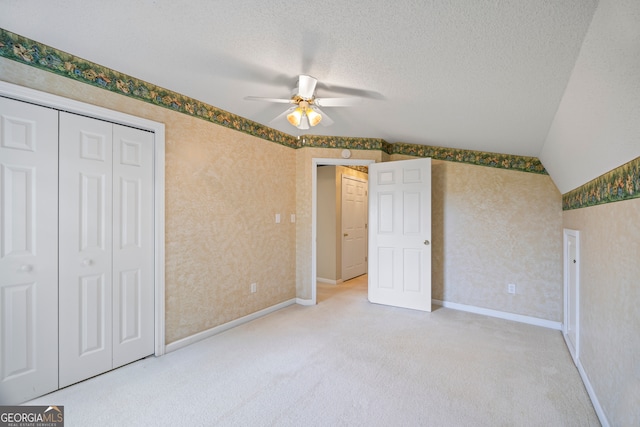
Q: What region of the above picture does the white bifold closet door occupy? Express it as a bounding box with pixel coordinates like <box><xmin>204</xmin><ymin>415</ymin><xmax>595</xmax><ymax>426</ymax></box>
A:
<box><xmin>0</xmin><ymin>99</ymin><xmax>154</xmax><ymax>403</ymax></box>
<box><xmin>58</xmin><ymin>112</ymin><xmax>154</xmax><ymax>388</ymax></box>
<box><xmin>0</xmin><ymin>97</ymin><xmax>59</xmax><ymax>404</ymax></box>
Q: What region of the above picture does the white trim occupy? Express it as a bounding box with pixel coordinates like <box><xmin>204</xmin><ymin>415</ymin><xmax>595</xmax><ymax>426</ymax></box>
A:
<box><xmin>311</xmin><ymin>158</ymin><xmax>375</xmax><ymax>305</ymax></box>
<box><xmin>296</xmin><ymin>298</ymin><xmax>315</xmax><ymax>306</ymax></box>
<box><xmin>153</xmin><ymin>126</ymin><xmax>166</xmax><ymax>356</ymax></box>
<box><xmin>317</xmin><ymin>278</ymin><xmax>343</xmax><ymax>285</ymax></box>
<box><xmin>562</xmin><ymin>228</ymin><xmax>580</xmax><ymax>364</ymax></box>
<box><xmin>0</xmin><ymin>81</ymin><xmax>167</xmax><ymax>357</ymax></box>
<box><xmin>576</xmin><ymin>358</ymin><xmax>610</xmax><ymax>427</ymax></box>
<box><xmin>432</xmin><ymin>299</ymin><xmax>562</xmax><ymax>330</ymax></box>
<box><xmin>165</xmin><ymin>299</ymin><xmax>297</xmax><ymax>353</ymax></box>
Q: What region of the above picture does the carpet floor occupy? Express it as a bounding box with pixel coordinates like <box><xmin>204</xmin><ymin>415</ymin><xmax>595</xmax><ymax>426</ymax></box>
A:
<box><xmin>26</xmin><ymin>275</ymin><xmax>600</xmax><ymax>426</ymax></box>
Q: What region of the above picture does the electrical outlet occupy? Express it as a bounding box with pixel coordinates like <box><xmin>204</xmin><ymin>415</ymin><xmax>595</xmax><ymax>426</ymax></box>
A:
<box><xmin>250</xmin><ymin>283</ymin><xmax>257</xmax><ymax>293</ymax></box>
<box><xmin>508</xmin><ymin>283</ymin><xmax>516</xmax><ymax>294</ymax></box>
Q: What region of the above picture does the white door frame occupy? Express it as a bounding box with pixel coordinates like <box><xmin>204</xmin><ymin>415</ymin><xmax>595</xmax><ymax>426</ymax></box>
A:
<box><xmin>0</xmin><ymin>81</ymin><xmax>167</xmax><ymax>356</ymax></box>
<box><xmin>563</xmin><ymin>228</ymin><xmax>580</xmax><ymax>364</ymax></box>
<box><xmin>312</xmin><ymin>158</ymin><xmax>375</xmax><ymax>304</ymax></box>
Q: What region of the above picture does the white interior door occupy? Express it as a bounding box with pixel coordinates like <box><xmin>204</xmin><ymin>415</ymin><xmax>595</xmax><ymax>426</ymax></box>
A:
<box><xmin>563</xmin><ymin>229</ymin><xmax>579</xmax><ymax>363</ymax></box>
<box><xmin>59</xmin><ymin>112</ymin><xmax>114</xmax><ymax>387</ymax></box>
<box><xmin>368</xmin><ymin>158</ymin><xmax>432</xmax><ymax>311</ymax></box>
<box><xmin>342</xmin><ymin>175</ymin><xmax>367</xmax><ymax>281</ymax></box>
<box><xmin>0</xmin><ymin>97</ymin><xmax>59</xmax><ymax>404</ymax></box>
<box><xmin>112</xmin><ymin>124</ymin><xmax>154</xmax><ymax>368</ymax></box>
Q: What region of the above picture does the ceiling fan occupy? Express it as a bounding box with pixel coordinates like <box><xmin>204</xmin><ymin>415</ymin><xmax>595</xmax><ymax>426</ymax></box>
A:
<box><xmin>245</xmin><ymin>75</ymin><xmax>361</xmax><ymax>130</ymax></box>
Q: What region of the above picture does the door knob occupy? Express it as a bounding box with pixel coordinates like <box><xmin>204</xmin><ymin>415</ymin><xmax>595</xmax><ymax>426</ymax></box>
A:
<box><xmin>82</xmin><ymin>258</ymin><xmax>93</xmax><ymax>266</ymax></box>
<box><xmin>20</xmin><ymin>264</ymin><xmax>34</xmax><ymax>272</ymax></box>
<box><xmin>344</xmin><ymin>233</ymin><xmax>349</xmax><ymax>237</ymax></box>
<box><xmin>424</xmin><ymin>240</ymin><xmax>430</xmax><ymax>245</ymax></box>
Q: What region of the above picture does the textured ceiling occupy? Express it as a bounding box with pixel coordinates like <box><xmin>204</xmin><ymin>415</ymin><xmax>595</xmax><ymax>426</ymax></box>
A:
<box><xmin>0</xmin><ymin>0</ymin><xmax>599</xmax><ymax>157</ymax></box>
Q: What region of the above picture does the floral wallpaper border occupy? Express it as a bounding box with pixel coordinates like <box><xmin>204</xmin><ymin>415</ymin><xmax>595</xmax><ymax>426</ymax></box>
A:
<box><xmin>298</xmin><ymin>135</ymin><xmax>392</xmax><ymax>152</ymax></box>
<box><xmin>562</xmin><ymin>156</ymin><xmax>640</xmax><ymax>210</ymax></box>
<box><xmin>1</xmin><ymin>28</ymin><xmax>546</xmax><ymax>176</ymax></box>
<box><xmin>391</xmin><ymin>142</ymin><xmax>547</xmax><ymax>174</ymax></box>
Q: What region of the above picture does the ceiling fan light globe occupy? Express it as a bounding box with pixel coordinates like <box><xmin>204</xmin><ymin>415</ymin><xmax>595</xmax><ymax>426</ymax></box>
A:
<box><xmin>287</xmin><ymin>108</ymin><xmax>303</xmax><ymax>126</ymax></box>
<box><xmin>306</xmin><ymin>109</ymin><xmax>322</xmax><ymax>127</ymax></box>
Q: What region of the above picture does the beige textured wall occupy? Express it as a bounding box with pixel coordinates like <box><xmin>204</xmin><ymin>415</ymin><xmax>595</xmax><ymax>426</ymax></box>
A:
<box><xmin>563</xmin><ymin>199</ymin><xmax>640</xmax><ymax>426</ymax></box>
<box><xmin>393</xmin><ymin>155</ymin><xmax>563</xmax><ymax>321</ymax></box>
<box><xmin>1</xmin><ymin>58</ymin><xmax>297</xmax><ymax>345</ymax></box>
<box><xmin>164</xmin><ymin>115</ymin><xmax>296</xmax><ymax>343</ymax></box>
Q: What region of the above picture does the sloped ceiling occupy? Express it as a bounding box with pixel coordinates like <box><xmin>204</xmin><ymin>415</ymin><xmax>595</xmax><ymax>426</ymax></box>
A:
<box><xmin>539</xmin><ymin>0</ymin><xmax>640</xmax><ymax>194</ymax></box>
<box><xmin>0</xmin><ymin>0</ymin><xmax>600</xmax><ymax>160</ymax></box>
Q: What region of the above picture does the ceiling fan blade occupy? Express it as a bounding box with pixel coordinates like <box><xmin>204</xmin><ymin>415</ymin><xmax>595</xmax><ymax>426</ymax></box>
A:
<box><xmin>245</xmin><ymin>96</ymin><xmax>293</xmax><ymax>104</ymax></box>
<box><xmin>297</xmin><ymin>75</ymin><xmax>318</xmax><ymax>99</ymax></box>
<box><xmin>316</xmin><ymin>82</ymin><xmax>386</xmax><ymax>100</ymax></box>
<box><xmin>315</xmin><ymin>97</ymin><xmax>362</xmax><ymax>107</ymax></box>
<box><xmin>269</xmin><ymin>106</ymin><xmax>297</xmax><ymax>124</ymax></box>
<box><xmin>310</xmin><ymin>105</ymin><xmax>334</xmax><ymax>127</ymax></box>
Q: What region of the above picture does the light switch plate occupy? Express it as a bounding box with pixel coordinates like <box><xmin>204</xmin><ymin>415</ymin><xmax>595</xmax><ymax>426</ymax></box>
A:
<box><xmin>275</xmin><ymin>213</ymin><xmax>281</xmax><ymax>223</ymax></box>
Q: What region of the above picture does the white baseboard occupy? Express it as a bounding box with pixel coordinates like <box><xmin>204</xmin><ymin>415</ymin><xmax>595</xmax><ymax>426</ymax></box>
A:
<box><xmin>296</xmin><ymin>298</ymin><xmax>315</xmax><ymax>306</ymax></box>
<box><xmin>316</xmin><ymin>277</ymin><xmax>343</xmax><ymax>285</ymax></box>
<box><xmin>432</xmin><ymin>299</ymin><xmax>562</xmax><ymax>330</ymax></box>
<box><xmin>165</xmin><ymin>298</ymin><xmax>296</xmax><ymax>353</ymax></box>
<box><xmin>576</xmin><ymin>358</ymin><xmax>610</xmax><ymax>427</ymax></box>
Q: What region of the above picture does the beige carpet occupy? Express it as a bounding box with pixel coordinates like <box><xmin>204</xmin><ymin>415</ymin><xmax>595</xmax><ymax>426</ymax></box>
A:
<box><xmin>27</xmin><ymin>275</ymin><xmax>599</xmax><ymax>426</ymax></box>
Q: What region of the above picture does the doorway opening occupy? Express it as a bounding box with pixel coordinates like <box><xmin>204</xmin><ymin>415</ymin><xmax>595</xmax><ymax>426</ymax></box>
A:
<box><xmin>311</xmin><ymin>158</ymin><xmax>375</xmax><ymax>304</ymax></box>
<box><xmin>317</xmin><ymin>273</ymin><xmax>369</xmax><ymax>304</ymax></box>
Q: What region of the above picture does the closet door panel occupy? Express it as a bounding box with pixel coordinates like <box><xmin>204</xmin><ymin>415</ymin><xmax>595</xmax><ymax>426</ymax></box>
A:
<box><xmin>112</xmin><ymin>124</ymin><xmax>154</xmax><ymax>368</ymax></box>
<box><xmin>59</xmin><ymin>112</ymin><xmax>113</xmax><ymax>388</ymax></box>
<box><xmin>0</xmin><ymin>97</ymin><xmax>58</xmax><ymax>404</ymax></box>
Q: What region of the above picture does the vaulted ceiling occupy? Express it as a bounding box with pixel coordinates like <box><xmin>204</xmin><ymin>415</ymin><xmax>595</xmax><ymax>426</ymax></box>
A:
<box><xmin>1</xmin><ymin>0</ymin><xmax>599</xmax><ymax>158</ymax></box>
